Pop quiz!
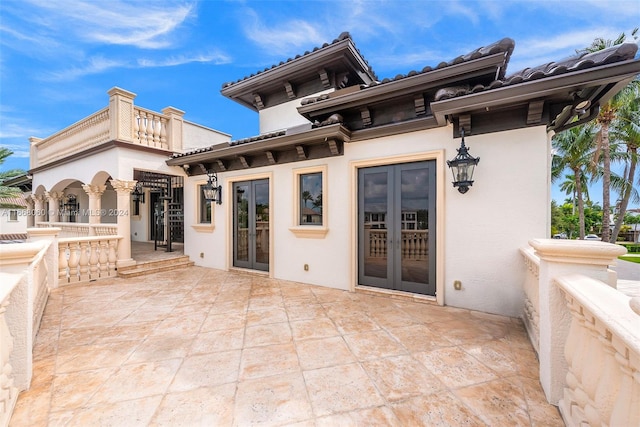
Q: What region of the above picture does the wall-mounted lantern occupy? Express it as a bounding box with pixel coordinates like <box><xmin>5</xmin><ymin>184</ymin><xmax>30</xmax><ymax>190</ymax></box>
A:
<box><xmin>203</xmin><ymin>171</ymin><xmax>222</xmax><ymax>205</ymax></box>
<box><xmin>447</xmin><ymin>128</ymin><xmax>480</xmax><ymax>194</ymax></box>
<box><xmin>132</xmin><ymin>182</ymin><xmax>145</xmax><ymax>204</ymax></box>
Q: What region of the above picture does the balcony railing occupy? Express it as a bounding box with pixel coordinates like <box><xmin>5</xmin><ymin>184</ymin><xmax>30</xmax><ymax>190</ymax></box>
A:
<box><xmin>0</xmin><ymin>240</ymin><xmax>52</xmax><ymax>426</ymax></box>
<box><xmin>30</xmin><ymin>87</ymin><xmax>184</xmax><ymax>169</ymax></box>
<box><xmin>522</xmin><ymin>239</ymin><xmax>638</xmax><ymax>426</ymax></box>
<box><xmin>37</xmin><ymin>221</ymin><xmax>117</xmax><ymax>237</ymax></box>
<box><xmin>365</xmin><ymin>229</ymin><xmax>429</xmax><ymax>260</ymax></box>
<box><xmin>557</xmin><ymin>274</ymin><xmax>639</xmax><ymax>427</ymax></box>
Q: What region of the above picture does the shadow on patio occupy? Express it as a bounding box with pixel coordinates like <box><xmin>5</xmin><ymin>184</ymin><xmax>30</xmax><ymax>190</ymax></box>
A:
<box><xmin>11</xmin><ymin>266</ymin><xmax>562</xmax><ymax>426</ymax></box>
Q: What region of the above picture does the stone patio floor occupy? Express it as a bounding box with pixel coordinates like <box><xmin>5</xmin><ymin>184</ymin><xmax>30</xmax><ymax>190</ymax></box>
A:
<box><xmin>11</xmin><ymin>266</ymin><xmax>563</xmax><ymax>426</ymax></box>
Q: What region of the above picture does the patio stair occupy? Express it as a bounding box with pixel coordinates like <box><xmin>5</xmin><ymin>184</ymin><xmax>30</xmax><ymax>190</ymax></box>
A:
<box><xmin>117</xmin><ymin>256</ymin><xmax>194</xmax><ymax>278</ymax></box>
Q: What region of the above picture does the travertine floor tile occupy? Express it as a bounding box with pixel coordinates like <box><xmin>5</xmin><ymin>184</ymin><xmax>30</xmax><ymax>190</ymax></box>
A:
<box><xmin>414</xmin><ymin>346</ymin><xmax>498</xmax><ymax>388</ymax></box>
<box><xmin>362</xmin><ymin>354</ymin><xmax>444</xmax><ymax>401</ymax></box>
<box><xmin>13</xmin><ymin>266</ymin><xmax>559</xmax><ymax>427</ymax></box>
<box><xmin>391</xmin><ymin>392</ymin><xmax>486</xmax><ymax>426</ymax></box>
<box><xmin>342</xmin><ymin>329</ymin><xmax>407</xmax><ymax>361</ymax></box>
<box><xmin>150</xmin><ymin>383</ymin><xmax>235</xmax><ymax>426</ymax></box>
<box><xmin>295</xmin><ymin>336</ymin><xmax>357</xmax><ymax>370</ymax></box>
<box><xmin>234</xmin><ymin>372</ymin><xmax>313</xmax><ymax>426</ymax></box>
<box><xmin>240</xmin><ymin>342</ymin><xmax>300</xmax><ymax>379</ymax></box>
<box><xmin>455</xmin><ymin>377</ymin><xmax>531</xmax><ymax>426</ymax></box>
<box><xmin>303</xmin><ymin>363</ymin><xmax>384</xmax><ymax>417</ymax></box>
<box><xmin>169</xmin><ymin>350</ymin><xmax>241</xmax><ymax>392</ymax></box>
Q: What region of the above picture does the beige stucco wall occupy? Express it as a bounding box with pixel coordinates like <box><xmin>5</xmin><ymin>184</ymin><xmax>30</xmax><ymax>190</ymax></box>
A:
<box><xmin>182</xmin><ymin>121</ymin><xmax>231</xmax><ymax>152</ymax></box>
<box><xmin>0</xmin><ymin>209</ymin><xmax>28</xmax><ymax>235</ymax></box>
<box><xmin>183</xmin><ymin>124</ymin><xmax>550</xmax><ymax>317</ymax></box>
<box><xmin>258</xmin><ymin>89</ymin><xmax>333</xmax><ymax>134</ymax></box>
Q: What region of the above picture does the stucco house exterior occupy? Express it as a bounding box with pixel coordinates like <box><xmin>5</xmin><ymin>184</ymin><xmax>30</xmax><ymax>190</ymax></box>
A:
<box><xmin>28</xmin><ymin>33</ymin><xmax>639</xmax><ymax>318</ymax></box>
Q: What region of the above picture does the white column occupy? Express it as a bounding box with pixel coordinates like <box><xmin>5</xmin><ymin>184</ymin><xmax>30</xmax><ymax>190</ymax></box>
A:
<box><xmin>110</xmin><ymin>179</ymin><xmax>136</xmax><ymax>268</ymax></box>
<box><xmin>25</xmin><ymin>196</ymin><xmax>35</xmax><ymax>228</ymax></box>
<box><xmin>32</xmin><ymin>194</ymin><xmax>46</xmax><ymax>225</ymax></box>
<box><xmin>45</xmin><ymin>191</ymin><xmax>63</xmax><ymax>223</ymax></box>
<box><xmin>529</xmin><ymin>238</ymin><xmax>627</xmax><ymax>404</ymax></box>
<box><xmin>82</xmin><ymin>184</ymin><xmax>106</xmax><ymax>230</ymax></box>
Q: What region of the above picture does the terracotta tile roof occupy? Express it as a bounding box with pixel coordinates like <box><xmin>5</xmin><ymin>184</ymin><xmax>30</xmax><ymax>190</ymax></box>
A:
<box><xmin>172</xmin><ymin>130</ymin><xmax>287</xmax><ymax>160</ymax></box>
<box><xmin>301</xmin><ymin>37</ymin><xmax>515</xmax><ymax>107</ymax></box>
<box><xmin>0</xmin><ymin>195</ymin><xmax>28</xmax><ymax>208</ymax></box>
<box><xmin>434</xmin><ymin>43</ymin><xmax>639</xmax><ymax>101</ymax></box>
<box><xmin>221</xmin><ymin>32</ymin><xmax>377</xmax><ymax>89</ymax></box>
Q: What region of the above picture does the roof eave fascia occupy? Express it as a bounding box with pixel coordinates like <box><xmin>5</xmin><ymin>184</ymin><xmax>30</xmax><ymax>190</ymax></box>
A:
<box><xmin>430</xmin><ymin>59</ymin><xmax>640</xmax><ymax>125</ymax></box>
<box><xmin>297</xmin><ymin>52</ymin><xmax>509</xmax><ymax>118</ymax></box>
<box><xmin>221</xmin><ymin>38</ymin><xmax>373</xmax><ymax>99</ymax></box>
<box><xmin>166</xmin><ymin>124</ymin><xmax>352</xmax><ymax>166</ymax></box>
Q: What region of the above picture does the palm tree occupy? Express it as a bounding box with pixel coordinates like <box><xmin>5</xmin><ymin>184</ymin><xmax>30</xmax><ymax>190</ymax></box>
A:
<box><xmin>581</xmin><ymin>28</ymin><xmax>638</xmax><ymax>242</ymax></box>
<box><xmin>552</xmin><ymin>124</ymin><xmax>597</xmax><ymax>239</ymax></box>
<box><xmin>0</xmin><ymin>147</ymin><xmax>25</xmax><ymax>201</ymax></box>
<box><xmin>301</xmin><ymin>190</ymin><xmax>313</xmax><ymax>209</ymax></box>
<box><xmin>610</xmin><ymin>80</ymin><xmax>640</xmax><ymax>241</ymax></box>
<box><xmin>559</xmin><ymin>173</ymin><xmax>590</xmax><ymax>214</ymax></box>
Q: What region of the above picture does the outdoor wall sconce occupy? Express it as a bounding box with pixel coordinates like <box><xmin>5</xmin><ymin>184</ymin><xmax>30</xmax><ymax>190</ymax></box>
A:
<box><xmin>131</xmin><ymin>183</ymin><xmax>145</xmax><ymax>204</ymax></box>
<box><xmin>203</xmin><ymin>170</ymin><xmax>222</xmax><ymax>205</ymax></box>
<box><xmin>447</xmin><ymin>128</ymin><xmax>480</xmax><ymax>194</ymax></box>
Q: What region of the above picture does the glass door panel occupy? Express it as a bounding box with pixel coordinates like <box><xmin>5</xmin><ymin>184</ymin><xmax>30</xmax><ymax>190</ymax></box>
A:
<box><xmin>358</xmin><ymin>162</ymin><xmax>436</xmax><ymax>296</ymax></box>
<box><xmin>233</xmin><ymin>179</ymin><xmax>269</xmax><ymax>271</ymax></box>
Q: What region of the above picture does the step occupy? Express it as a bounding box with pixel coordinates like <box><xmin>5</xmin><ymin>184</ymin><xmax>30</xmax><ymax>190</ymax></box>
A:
<box><xmin>118</xmin><ymin>256</ymin><xmax>194</xmax><ymax>278</ymax></box>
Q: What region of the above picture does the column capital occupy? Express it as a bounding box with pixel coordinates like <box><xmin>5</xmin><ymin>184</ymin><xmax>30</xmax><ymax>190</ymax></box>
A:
<box><xmin>82</xmin><ymin>184</ymin><xmax>106</xmax><ymax>197</ymax></box>
<box><xmin>31</xmin><ymin>194</ymin><xmax>46</xmax><ymax>203</ymax></box>
<box><xmin>45</xmin><ymin>191</ymin><xmax>63</xmax><ymax>201</ymax></box>
<box><xmin>110</xmin><ymin>179</ymin><xmax>137</xmax><ymax>194</ymax></box>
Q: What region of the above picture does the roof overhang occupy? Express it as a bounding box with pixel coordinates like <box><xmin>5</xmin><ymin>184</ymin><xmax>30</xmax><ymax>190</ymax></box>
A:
<box><xmin>221</xmin><ymin>37</ymin><xmax>376</xmax><ymax>111</ymax></box>
<box><xmin>431</xmin><ymin>59</ymin><xmax>640</xmax><ymax>134</ymax></box>
<box><xmin>297</xmin><ymin>52</ymin><xmax>509</xmax><ymax>122</ymax></box>
<box><xmin>167</xmin><ymin>124</ymin><xmax>352</xmax><ymax>174</ymax></box>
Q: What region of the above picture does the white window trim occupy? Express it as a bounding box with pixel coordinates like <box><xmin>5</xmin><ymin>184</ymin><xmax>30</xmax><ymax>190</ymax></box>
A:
<box><xmin>289</xmin><ymin>164</ymin><xmax>328</xmax><ymax>238</ymax></box>
<box><xmin>192</xmin><ymin>180</ymin><xmax>215</xmax><ymax>233</ymax></box>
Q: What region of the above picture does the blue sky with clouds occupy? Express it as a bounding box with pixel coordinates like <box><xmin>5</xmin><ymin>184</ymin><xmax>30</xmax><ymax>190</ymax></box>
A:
<box><xmin>1</xmin><ymin>0</ymin><xmax>639</xmax><ymax>205</ymax></box>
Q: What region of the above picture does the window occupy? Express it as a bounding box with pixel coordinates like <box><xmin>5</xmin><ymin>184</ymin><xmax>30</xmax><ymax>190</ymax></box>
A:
<box><xmin>300</xmin><ymin>172</ymin><xmax>322</xmax><ymax>226</ymax></box>
<box><xmin>199</xmin><ymin>184</ymin><xmax>212</xmax><ymax>223</ymax></box>
<box><xmin>192</xmin><ymin>182</ymin><xmax>215</xmax><ymax>233</ymax></box>
<box><xmin>9</xmin><ymin>210</ymin><xmax>18</xmax><ymax>221</ymax></box>
<box><xmin>290</xmin><ymin>165</ymin><xmax>328</xmax><ymax>238</ymax></box>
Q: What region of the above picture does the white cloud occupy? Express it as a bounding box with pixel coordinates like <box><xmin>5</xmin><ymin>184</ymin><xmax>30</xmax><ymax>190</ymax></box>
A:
<box><xmin>22</xmin><ymin>0</ymin><xmax>195</xmax><ymax>49</ymax></box>
<box><xmin>137</xmin><ymin>52</ymin><xmax>232</xmax><ymax>68</ymax></box>
<box><xmin>241</xmin><ymin>8</ymin><xmax>328</xmax><ymax>56</ymax></box>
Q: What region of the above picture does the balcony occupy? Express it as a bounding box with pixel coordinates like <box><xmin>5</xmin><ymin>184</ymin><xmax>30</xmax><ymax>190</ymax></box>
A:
<box><xmin>2</xmin><ymin>237</ymin><xmax>638</xmax><ymax>425</ymax></box>
<box><xmin>9</xmin><ymin>266</ymin><xmax>562</xmax><ymax>425</ymax></box>
<box><xmin>29</xmin><ymin>88</ymin><xmax>186</xmax><ymax>170</ymax></box>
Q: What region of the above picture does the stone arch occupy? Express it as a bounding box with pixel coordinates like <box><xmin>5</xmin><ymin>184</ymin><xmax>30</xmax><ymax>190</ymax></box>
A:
<box><xmin>90</xmin><ymin>171</ymin><xmax>112</xmax><ymax>187</ymax></box>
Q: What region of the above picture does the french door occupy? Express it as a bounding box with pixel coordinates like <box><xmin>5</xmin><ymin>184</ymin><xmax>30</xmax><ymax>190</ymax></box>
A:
<box><xmin>358</xmin><ymin>161</ymin><xmax>436</xmax><ymax>295</ymax></box>
<box><xmin>233</xmin><ymin>179</ymin><xmax>269</xmax><ymax>271</ymax></box>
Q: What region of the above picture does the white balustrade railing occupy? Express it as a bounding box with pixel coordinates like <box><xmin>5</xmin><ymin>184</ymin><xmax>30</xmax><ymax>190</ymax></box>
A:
<box><xmin>0</xmin><ymin>241</ymin><xmax>52</xmax><ymax>426</ymax></box>
<box><xmin>0</xmin><ymin>275</ymin><xmax>19</xmax><ymax>427</ymax></box>
<box><xmin>365</xmin><ymin>229</ymin><xmax>428</xmax><ymax>259</ymax></box>
<box><xmin>36</xmin><ymin>222</ymin><xmax>117</xmax><ymax>238</ymax></box>
<box><xmin>134</xmin><ymin>107</ymin><xmax>168</xmax><ymax>149</ymax></box>
<box><xmin>520</xmin><ymin>246</ymin><xmax>540</xmax><ymax>354</ymax></box>
<box><xmin>33</xmin><ymin>108</ymin><xmax>110</xmax><ymax>167</ymax></box>
<box><xmin>556</xmin><ymin>274</ymin><xmax>639</xmax><ymax>427</ymax></box>
<box><xmin>30</xmin><ymin>88</ymin><xmax>184</xmax><ymax>169</ymax></box>
<box><xmin>58</xmin><ymin>236</ymin><xmax>121</xmax><ymax>284</ymax></box>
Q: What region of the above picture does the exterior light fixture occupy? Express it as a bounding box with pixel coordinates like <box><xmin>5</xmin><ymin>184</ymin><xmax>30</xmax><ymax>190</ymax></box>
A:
<box><xmin>447</xmin><ymin>128</ymin><xmax>480</xmax><ymax>194</ymax></box>
<box><xmin>203</xmin><ymin>171</ymin><xmax>222</xmax><ymax>205</ymax></box>
<box><xmin>131</xmin><ymin>183</ymin><xmax>145</xmax><ymax>204</ymax></box>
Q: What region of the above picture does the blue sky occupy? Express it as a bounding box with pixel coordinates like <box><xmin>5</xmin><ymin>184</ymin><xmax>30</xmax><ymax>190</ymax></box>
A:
<box><xmin>1</xmin><ymin>0</ymin><xmax>639</xmax><ymax>206</ymax></box>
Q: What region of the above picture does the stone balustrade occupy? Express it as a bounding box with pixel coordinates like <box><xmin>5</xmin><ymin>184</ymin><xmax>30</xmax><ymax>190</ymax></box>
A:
<box><xmin>0</xmin><ymin>240</ymin><xmax>52</xmax><ymax>426</ymax></box>
<box><xmin>31</xmin><ymin>108</ymin><xmax>110</xmax><ymax>168</ymax></box>
<box><xmin>365</xmin><ymin>229</ymin><xmax>428</xmax><ymax>260</ymax></box>
<box><xmin>58</xmin><ymin>236</ymin><xmax>121</xmax><ymax>284</ymax></box>
<box><xmin>36</xmin><ymin>222</ymin><xmax>117</xmax><ymax>237</ymax></box>
<box><xmin>134</xmin><ymin>107</ymin><xmax>168</xmax><ymax>149</ymax></box>
<box><xmin>520</xmin><ymin>245</ymin><xmax>540</xmax><ymax>354</ymax></box>
<box><xmin>30</xmin><ymin>87</ymin><xmax>184</xmax><ymax>169</ymax></box>
<box><xmin>523</xmin><ymin>238</ymin><xmax>635</xmax><ymax>425</ymax></box>
<box><xmin>556</xmin><ymin>274</ymin><xmax>639</xmax><ymax>427</ymax></box>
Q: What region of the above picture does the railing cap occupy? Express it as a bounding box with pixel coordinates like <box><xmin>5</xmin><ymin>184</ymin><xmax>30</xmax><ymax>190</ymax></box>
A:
<box><xmin>0</xmin><ymin>241</ymin><xmax>48</xmax><ymax>266</ymax></box>
<box><xmin>108</xmin><ymin>86</ymin><xmax>136</xmax><ymax>99</ymax></box>
<box><xmin>529</xmin><ymin>238</ymin><xmax>627</xmax><ymax>266</ymax></box>
<box><xmin>27</xmin><ymin>227</ymin><xmax>62</xmax><ymax>237</ymax></box>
